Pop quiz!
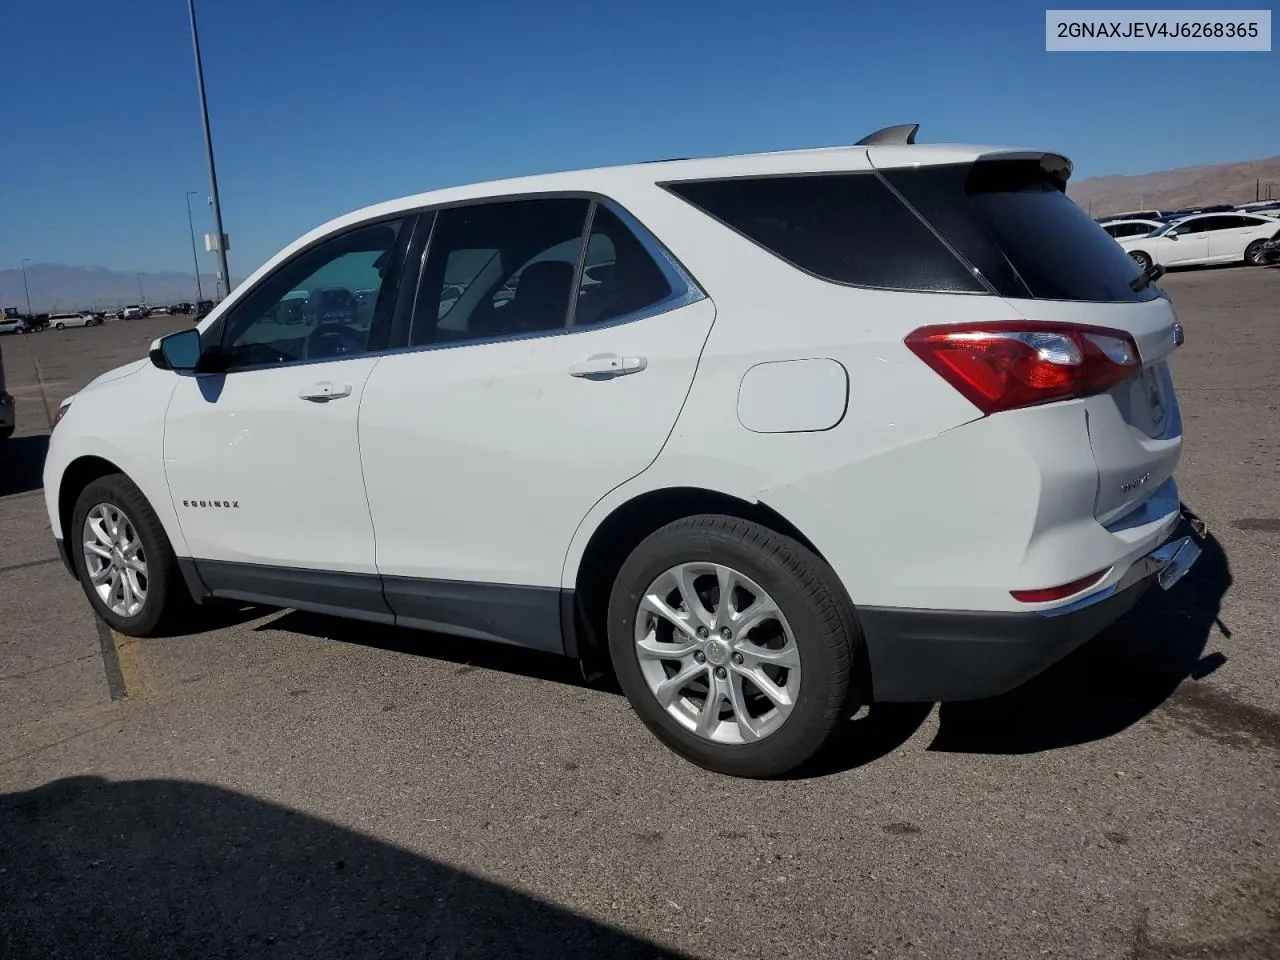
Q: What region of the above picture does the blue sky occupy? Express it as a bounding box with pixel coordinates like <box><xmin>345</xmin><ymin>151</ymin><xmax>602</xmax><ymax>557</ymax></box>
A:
<box><xmin>3</xmin><ymin>0</ymin><xmax>1275</xmax><ymax>276</ymax></box>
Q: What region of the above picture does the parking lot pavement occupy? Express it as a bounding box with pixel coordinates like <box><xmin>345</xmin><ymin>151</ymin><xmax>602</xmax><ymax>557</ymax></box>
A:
<box><xmin>2</xmin><ymin>274</ymin><xmax>1278</xmax><ymax>959</ymax></box>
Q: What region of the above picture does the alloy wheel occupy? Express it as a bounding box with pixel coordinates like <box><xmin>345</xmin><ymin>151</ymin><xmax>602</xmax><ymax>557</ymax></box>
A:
<box><xmin>82</xmin><ymin>502</ymin><xmax>148</xmax><ymax>618</ymax></box>
<box><xmin>634</xmin><ymin>562</ymin><xmax>801</xmax><ymax>745</ymax></box>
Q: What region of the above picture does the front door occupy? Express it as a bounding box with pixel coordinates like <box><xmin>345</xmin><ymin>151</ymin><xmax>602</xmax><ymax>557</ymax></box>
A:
<box><xmin>163</xmin><ymin>216</ymin><xmax>413</xmax><ymax>607</ymax></box>
<box><xmin>1159</xmin><ymin>217</ymin><xmax>1210</xmax><ymax>264</ymax></box>
<box><xmin>358</xmin><ymin>198</ymin><xmax>714</xmax><ymax>650</ymax></box>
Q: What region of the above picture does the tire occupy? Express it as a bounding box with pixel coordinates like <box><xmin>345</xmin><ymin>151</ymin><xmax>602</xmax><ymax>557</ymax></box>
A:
<box><xmin>55</xmin><ymin>323</ymin><xmax>65</xmax><ymax>330</ymax></box>
<box><xmin>1244</xmin><ymin>240</ymin><xmax>1266</xmax><ymax>266</ymax></box>
<box><xmin>71</xmin><ymin>473</ymin><xmax>192</xmax><ymax>636</ymax></box>
<box><xmin>607</xmin><ymin>515</ymin><xmax>862</xmax><ymax>778</ymax></box>
<box><xmin>1129</xmin><ymin>250</ymin><xmax>1152</xmax><ymax>271</ymax></box>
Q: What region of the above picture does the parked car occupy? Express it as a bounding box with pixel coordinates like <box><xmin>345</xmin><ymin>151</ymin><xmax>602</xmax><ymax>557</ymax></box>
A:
<box><xmin>1260</xmin><ymin>235</ymin><xmax>1280</xmax><ymax>265</ymax></box>
<box><xmin>1095</xmin><ymin>209</ymin><xmax>1164</xmax><ymax>222</ymax></box>
<box><xmin>43</xmin><ymin>126</ymin><xmax>1202</xmax><ymax>777</ymax></box>
<box><xmin>121</xmin><ymin>305</ymin><xmax>145</xmax><ymax>320</ymax></box>
<box><xmin>50</xmin><ymin>312</ymin><xmax>102</xmax><ymax>329</ymax></box>
<box><xmin>0</xmin><ymin>339</ymin><xmax>12</xmax><ymax>440</ymax></box>
<box><xmin>0</xmin><ymin>315</ymin><xmax>29</xmax><ymax>335</ymax></box>
<box><xmin>1100</xmin><ymin>218</ymin><xmax>1163</xmax><ymax>239</ymax></box>
<box><xmin>1118</xmin><ymin>213</ymin><xmax>1280</xmax><ymax>269</ymax></box>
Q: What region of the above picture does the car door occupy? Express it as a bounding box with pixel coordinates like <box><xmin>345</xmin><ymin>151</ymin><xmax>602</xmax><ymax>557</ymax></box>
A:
<box><xmin>1206</xmin><ymin>215</ymin><xmax>1264</xmax><ymax>261</ymax></box>
<box><xmin>1157</xmin><ymin>217</ymin><xmax>1210</xmax><ymax>264</ymax></box>
<box><xmin>359</xmin><ymin>197</ymin><xmax>714</xmax><ymax>651</ymax></box>
<box><xmin>163</xmin><ymin>215</ymin><xmax>416</xmax><ymax>612</ymax></box>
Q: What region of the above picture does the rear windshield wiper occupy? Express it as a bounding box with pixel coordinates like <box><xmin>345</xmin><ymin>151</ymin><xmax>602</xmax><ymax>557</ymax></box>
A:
<box><xmin>1131</xmin><ymin>262</ymin><xmax>1166</xmax><ymax>292</ymax></box>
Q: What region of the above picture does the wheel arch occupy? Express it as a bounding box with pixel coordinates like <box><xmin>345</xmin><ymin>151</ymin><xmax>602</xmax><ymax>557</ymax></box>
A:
<box><xmin>57</xmin><ymin>455</ymin><xmax>128</xmax><ymax>564</ymax></box>
<box><xmin>565</xmin><ymin>485</ymin><xmax>825</xmax><ymax>671</ymax></box>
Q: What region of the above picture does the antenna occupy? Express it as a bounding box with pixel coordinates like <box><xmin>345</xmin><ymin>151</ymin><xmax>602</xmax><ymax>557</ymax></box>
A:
<box><xmin>854</xmin><ymin>123</ymin><xmax>920</xmax><ymax>146</ymax></box>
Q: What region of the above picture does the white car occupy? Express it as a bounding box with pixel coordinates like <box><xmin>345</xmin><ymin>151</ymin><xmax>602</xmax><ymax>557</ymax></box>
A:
<box><xmin>1099</xmin><ymin>218</ymin><xmax>1163</xmax><ymax>239</ymax></box>
<box><xmin>1118</xmin><ymin>212</ymin><xmax>1280</xmax><ymax>270</ymax></box>
<box><xmin>50</xmin><ymin>312</ymin><xmax>101</xmax><ymax>329</ymax></box>
<box><xmin>43</xmin><ymin>126</ymin><xmax>1202</xmax><ymax>777</ymax></box>
<box><xmin>121</xmin><ymin>305</ymin><xmax>145</xmax><ymax>320</ymax></box>
<box><xmin>0</xmin><ymin>316</ymin><xmax>29</xmax><ymax>335</ymax></box>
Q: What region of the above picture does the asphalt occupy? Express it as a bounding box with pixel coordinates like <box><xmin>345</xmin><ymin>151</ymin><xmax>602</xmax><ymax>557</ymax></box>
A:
<box><xmin>1</xmin><ymin>270</ymin><xmax>1278</xmax><ymax>959</ymax></box>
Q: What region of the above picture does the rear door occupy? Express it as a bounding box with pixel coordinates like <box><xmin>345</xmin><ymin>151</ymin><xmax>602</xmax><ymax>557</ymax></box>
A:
<box><xmin>359</xmin><ymin>197</ymin><xmax>712</xmax><ymax>648</ymax></box>
<box><xmin>1206</xmin><ymin>214</ymin><xmax>1266</xmax><ymax>261</ymax></box>
<box><xmin>876</xmin><ymin>154</ymin><xmax>1183</xmax><ymax>526</ymax></box>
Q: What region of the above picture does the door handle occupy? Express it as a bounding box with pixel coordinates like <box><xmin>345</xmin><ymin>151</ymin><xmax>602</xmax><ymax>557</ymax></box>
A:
<box><xmin>568</xmin><ymin>354</ymin><xmax>647</xmax><ymax>379</ymax></box>
<box><xmin>298</xmin><ymin>381</ymin><xmax>353</xmax><ymax>401</ymax></box>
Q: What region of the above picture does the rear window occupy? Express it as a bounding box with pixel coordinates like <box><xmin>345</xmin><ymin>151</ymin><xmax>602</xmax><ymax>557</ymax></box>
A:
<box><xmin>881</xmin><ymin>160</ymin><xmax>1158</xmax><ymax>303</ymax></box>
<box><xmin>664</xmin><ymin>173</ymin><xmax>984</xmax><ymax>293</ymax></box>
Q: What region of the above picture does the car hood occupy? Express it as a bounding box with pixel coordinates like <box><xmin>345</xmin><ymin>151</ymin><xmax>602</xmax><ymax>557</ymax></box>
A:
<box><xmin>84</xmin><ymin>357</ymin><xmax>150</xmax><ymax>390</ymax></box>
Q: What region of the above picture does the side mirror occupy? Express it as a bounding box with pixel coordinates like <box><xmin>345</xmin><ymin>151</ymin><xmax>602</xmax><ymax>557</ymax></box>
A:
<box><xmin>1167</xmin><ymin>232</ymin><xmax>1179</xmax><ymax>240</ymax></box>
<box><xmin>150</xmin><ymin>328</ymin><xmax>203</xmax><ymax>371</ymax></box>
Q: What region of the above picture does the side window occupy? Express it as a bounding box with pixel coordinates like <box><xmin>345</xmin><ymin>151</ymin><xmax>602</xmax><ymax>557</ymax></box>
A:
<box><xmin>220</xmin><ymin>219</ymin><xmax>405</xmax><ymax>368</ymax></box>
<box><xmin>1173</xmin><ymin>218</ymin><xmax>1208</xmax><ymax>235</ymax></box>
<box><xmin>573</xmin><ymin>205</ymin><xmax>674</xmax><ymax>326</ymax></box>
<box><xmin>668</xmin><ymin>173</ymin><xmax>985</xmax><ymax>292</ymax></box>
<box><xmin>410</xmin><ymin>198</ymin><xmax>590</xmax><ymax>346</ymax></box>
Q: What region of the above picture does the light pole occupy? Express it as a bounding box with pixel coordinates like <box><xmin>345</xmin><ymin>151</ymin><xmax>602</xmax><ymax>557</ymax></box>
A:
<box><xmin>19</xmin><ymin>259</ymin><xmax>33</xmax><ymax>315</ymax></box>
<box><xmin>185</xmin><ymin>191</ymin><xmax>205</xmax><ymax>303</ymax></box>
<box><xmin>137</xmin><ymin>273</ymin><xmax>145</xmax><ymax>305</ymax></box>
<box><xmin>188</xmin><ymin>0</ymin><xmax>231</xmax><ymax>298</ymax></box>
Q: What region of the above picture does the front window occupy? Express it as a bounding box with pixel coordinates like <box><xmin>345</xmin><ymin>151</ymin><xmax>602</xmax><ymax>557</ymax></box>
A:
<box><xmin>219</xmin><ymin>218</ymin><xmax>406</xmax><ymax>367</ymax></box>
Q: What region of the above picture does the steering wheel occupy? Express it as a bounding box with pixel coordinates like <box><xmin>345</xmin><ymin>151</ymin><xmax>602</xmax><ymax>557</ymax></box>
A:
<box><xmin>304</xmin><ymin>322</ymin><xmax>365</xmax><ymax>360</ymax></box>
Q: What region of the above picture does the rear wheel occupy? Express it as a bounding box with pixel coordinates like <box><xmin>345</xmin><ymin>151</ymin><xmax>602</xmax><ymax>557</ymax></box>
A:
<box><xmin>1244</xmin><ymin>240</ymin><xmax>1266</xmax><ymax>266</ymax></box>
<box><xmin>71</xmin><ymin>473</ymin><xmax>192</xmax><ymax>636</ymax></box>
<box><xmin>607</xmin><ymin>515</ymin><xmax>862</xmax><ymax>778</ymax></box>
<box><xmin>1129</xmin><ymin>250</ymin><xmax>1152</xmax><ymax>271</ymax></box>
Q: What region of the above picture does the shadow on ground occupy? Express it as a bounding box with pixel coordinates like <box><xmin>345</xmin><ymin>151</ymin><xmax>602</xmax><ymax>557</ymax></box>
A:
<box><xmin>0</xmin><ymin>776</ymin><xmax>687</xmax><ymax>959</ymax></box>
<box><xmin>930</xmin><ymin>531</ymin><xmax>1232</xmax><ymax>755</ymax></box>
<box><xmin>252</xmin><ymin>528</ymin><xmax>1233</xmax><ymax>777</ymax></box>
<box><xmin>0</xmin><ymin>435</ymin><xmax>48</xmax><ymax>497</ymax></box>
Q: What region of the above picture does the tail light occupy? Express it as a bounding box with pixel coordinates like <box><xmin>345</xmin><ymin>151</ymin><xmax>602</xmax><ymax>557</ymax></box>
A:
<box><xmin>904</xmin><ymin>322</ymin><xmax>1141</xmax><ymax>415</ymax></box>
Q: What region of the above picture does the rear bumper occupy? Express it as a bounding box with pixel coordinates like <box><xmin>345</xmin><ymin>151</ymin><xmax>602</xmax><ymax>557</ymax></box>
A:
<box><xmin>862</xmin><ymin>526</ymin><xmax>1203</xmax><ymax>702</ymax></box>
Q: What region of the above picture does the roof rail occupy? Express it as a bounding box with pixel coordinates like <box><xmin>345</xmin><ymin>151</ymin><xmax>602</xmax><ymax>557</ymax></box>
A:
<box><xmin>854</xmin><ymin>123</ymin><xmax>919</xmax><ymax>146</ymax></box>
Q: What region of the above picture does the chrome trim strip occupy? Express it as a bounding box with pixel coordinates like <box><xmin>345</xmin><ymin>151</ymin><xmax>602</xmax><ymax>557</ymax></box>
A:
<box><xmin>1036</xmin><ymin>534</ymin><xmax>1201</xmax><ymax>619</ymax></box>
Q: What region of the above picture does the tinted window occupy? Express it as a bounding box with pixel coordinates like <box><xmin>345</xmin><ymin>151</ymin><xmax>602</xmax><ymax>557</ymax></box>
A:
<box><xmin>883</xmin><ymin>160</ymin><xmax>1157</xmax><ymax>302</ymax></box>
<box><xmin>220</xmin><ymin>219</ymin><xmax>406</xmax><ymax>367</ymax></box>
<box><xmin>574</xmin><ymin>205</ymin><xmax>673</xmax><ymax>325</ymax></box>
<box><xmin>1169</xmin><ymin>218</ymin><xmax>1209</xmax><ymax>235</ymax></box>
<box><xmin>1203</xmin><ymin>215</ymin><xmax>1251</xmax><ymax>231</ymax></box>
<box><xmin>666</xmin><ymin>173</ymin><xmax>984</xmax><ymax>292</ymax></box>
<box><xmin>410</xmin><ymin>198</ymin><xmax>589</xmax><ymax>346</ymax></box>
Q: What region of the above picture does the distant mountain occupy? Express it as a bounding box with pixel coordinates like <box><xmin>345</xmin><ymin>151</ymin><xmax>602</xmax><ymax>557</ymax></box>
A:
<box><xmin>1070</xmin><ymin>156</ymin><xmax>1280</xmax><ymax>217</ymax></box>
<box><xmin>0</xmin><ymin>264</ymin><xmax>231</xmax><ymax>314</ymax></box>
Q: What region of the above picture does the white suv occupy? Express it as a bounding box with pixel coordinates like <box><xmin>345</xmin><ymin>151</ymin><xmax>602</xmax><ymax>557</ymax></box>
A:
<box><xmin>44</xmin><ymin>127</ymin><xmax>1202</xmax><ymax>777</ymax></box>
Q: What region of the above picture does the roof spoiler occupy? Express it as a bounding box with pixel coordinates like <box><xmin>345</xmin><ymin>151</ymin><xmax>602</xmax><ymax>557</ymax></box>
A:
<box><xmin>854</xmin><ymin>123</ymin><xmax>919</xmax><ymax>146</ymax></box>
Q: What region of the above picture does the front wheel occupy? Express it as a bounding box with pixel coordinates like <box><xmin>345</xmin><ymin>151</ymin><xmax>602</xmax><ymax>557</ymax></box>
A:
<box><xmin>1244</xmin><ymin>240</ymin><xmax>1266</xmax><ymax>266</ymax></box>
<box><xmin>607</xmin><ymin>515</ymin><xmax>862</xmax><ymax>778</ymax></box>
<box><xmin>1129</xmin><ymin>250</ymin><xmax>1152</xmax><ymax>271</ymax></box>
<box><xmin>55</xmin><ymin>323</ymin><xmax>65</xmax><ymax>330</ymax></box>
<box><xmin>71</xmin><ymin>473</ymin><xmax>192</xmax><ymax>636</ymax></box>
